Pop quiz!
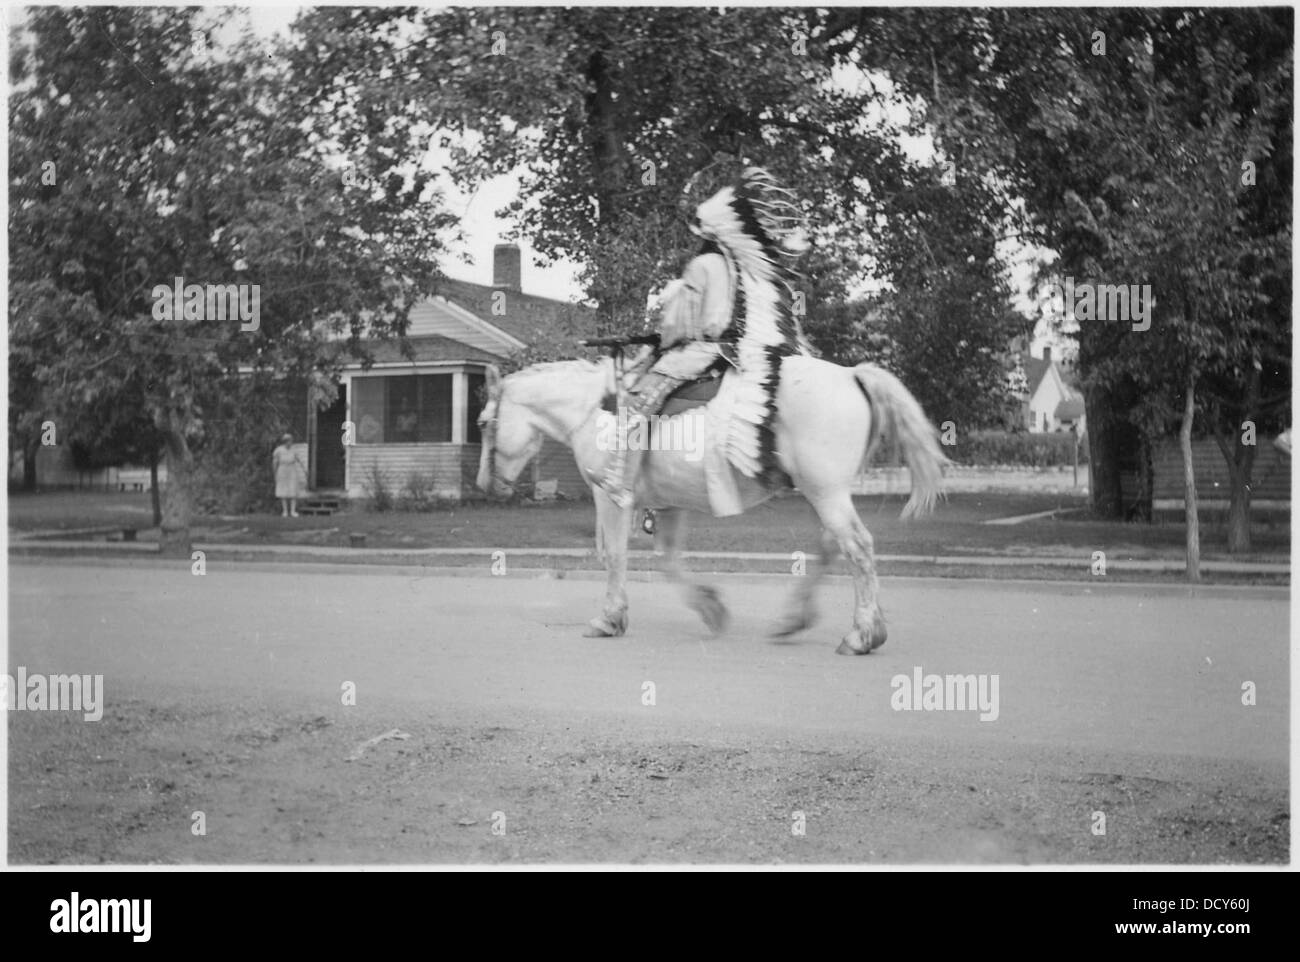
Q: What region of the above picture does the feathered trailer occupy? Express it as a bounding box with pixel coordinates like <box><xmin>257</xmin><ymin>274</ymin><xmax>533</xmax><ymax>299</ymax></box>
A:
<box><xmin>689</xmin><ymin>167</ymin><xmax>811</xmax><ymax>484</ymax></box>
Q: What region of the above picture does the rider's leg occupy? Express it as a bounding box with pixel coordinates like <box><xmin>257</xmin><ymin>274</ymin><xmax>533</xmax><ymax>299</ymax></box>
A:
<box><xmin>600</xmin><ymin>370</ymin><xmax>681</xmax><ymax>508</ymax></box>
<box><xmin>597</xmin><ymin>342</ymin><xmax>725</xmax><ymax>507</ymax></box>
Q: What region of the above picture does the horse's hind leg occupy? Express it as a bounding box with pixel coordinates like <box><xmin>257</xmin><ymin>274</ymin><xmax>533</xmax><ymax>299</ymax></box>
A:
<box><xmin>771</xmin><ymin>527</ymin><xmax>837</xmax><ymax>637</ymax></box>
<box><xmin>806</xmin><ymin>492</ymin><xmax>886</xmax><ymax>655</ymax></box>
<box><xmin>656</xmin><ymin>507</ymin><xmax>728</xmax><ymax>635</ymax></box>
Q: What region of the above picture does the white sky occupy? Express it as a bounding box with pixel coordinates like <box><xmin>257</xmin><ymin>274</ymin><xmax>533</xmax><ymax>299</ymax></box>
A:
<box><xmin>237</xmin><ymin>7</ymin><xmax>586</xmax><ymax>302</ymax></box>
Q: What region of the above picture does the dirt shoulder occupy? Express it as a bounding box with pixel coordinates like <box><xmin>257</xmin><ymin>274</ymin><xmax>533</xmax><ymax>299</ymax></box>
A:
<box><xmin>9</xmin><ymin>694</ymin><xmax>1287</xmax><ymax>865</ymax></box>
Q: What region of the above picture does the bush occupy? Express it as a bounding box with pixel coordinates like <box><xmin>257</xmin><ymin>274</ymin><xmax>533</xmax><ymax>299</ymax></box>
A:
<box><xmin>188</xmin><ymin>375</ymin><xmax>309</xmax><ymax>515</ymax></box>
<box><xmin>948</xmin><ymin>429</ymin><xmax>1089</xmax><ymax>468</ymax></box>
<box><xmin>360</xmin><ymin>462</ymin><xmax>395</xmax><ymax>512</ymax></box>
<box><xmin>399</xmin><ymin>471</ymin><xmax>439</xmax><ymax>512</ymax></box>
<box><xmin>191</xmin><ymin>420</ymin><xmax>287</xmax><ymax>516</ymax></box>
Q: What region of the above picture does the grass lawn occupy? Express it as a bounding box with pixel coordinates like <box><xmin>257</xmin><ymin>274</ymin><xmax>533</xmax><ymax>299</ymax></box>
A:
<box><xmin>7</xmin><ymin>488</ymin><xmax>1290</xmax><ymax>563</ymax></box>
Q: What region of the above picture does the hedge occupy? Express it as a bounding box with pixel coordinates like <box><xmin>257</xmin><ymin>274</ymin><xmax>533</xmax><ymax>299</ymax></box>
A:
<box><xmin>944</xmin><ymin>430</ymin><xmax>1089</xmax><ymax>469</ymax></box>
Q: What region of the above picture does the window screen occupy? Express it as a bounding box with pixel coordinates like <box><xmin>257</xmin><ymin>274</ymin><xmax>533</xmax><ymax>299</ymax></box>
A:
<box><xmin>351</xmin><ymin>374</ymin><xmax>454</xmax><ymax>444</ymax></box>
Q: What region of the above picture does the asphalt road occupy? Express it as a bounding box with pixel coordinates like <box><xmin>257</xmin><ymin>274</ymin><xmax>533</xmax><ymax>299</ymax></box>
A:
<box><xmin>6</xmin><ymin>559</ymin><xmax>1290</xmax><ymax>864</ymax></box>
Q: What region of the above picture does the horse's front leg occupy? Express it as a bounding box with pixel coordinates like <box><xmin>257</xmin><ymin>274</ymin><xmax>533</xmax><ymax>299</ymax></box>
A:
<box><xmin>771</xmin><ymin>527</ymin><xmax>837</xmax><ymax>637</ymax></box>
<box><xmin>655</xmin><ymin>507</ymin><xmax>728</xmax><ymax>635</ymax></box>
<box><xmin>585</xmin><ymin>489</ymin><xmax>629</xmax><ymax>637</ymax></box>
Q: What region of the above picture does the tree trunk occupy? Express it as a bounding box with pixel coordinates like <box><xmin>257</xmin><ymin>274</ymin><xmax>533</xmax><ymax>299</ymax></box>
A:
<box><xmin>159</xmin><ymin>420</ymin><xmax>194</xmax><ymax>558</ymax></box>
<box><xmin>1180</xmin><ymin>378</ymin><xmax>1200</xmax><ymax>583</ymax></box>
<box><xmin>1218</xmin><ymin>358</ymin><xmax>1261</xmax><ymax>555</ymax></box>
<box><xmin>1132</xmin><ymin>433</ymin><xmax>1154</xmax><ymax>523</ymax></box>
<box><xmin>149</xmin><ymin>447</ymin><xmax>162</xmax><ymax>527</ymax></box>
<box><xmin>1084</xmin><ymin>391</ymin><xmax>1123</xmax><ymax>518</ymax></box>
<box><xmin>1225</xmin><ymin>448</ymin><xmax>1255</xmax><ymax>554</ymax></box>
<box><xmin>22</xmin><ymin>432</ymin><xmax>40</xmax><ymax>491</ymax></box>
<box><xmin>584</xmin><ymin>49</ymin><xmax>626</xmax><ymax>228</ymax></box>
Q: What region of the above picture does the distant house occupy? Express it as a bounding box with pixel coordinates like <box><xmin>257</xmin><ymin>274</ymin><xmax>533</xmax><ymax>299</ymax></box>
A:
<box><xmin>1021</xmin><ymin>346</ymin><xmax>1086</xmax><ymax>434</ymax></box>
<box><xmin>1152</xmin><ymin>438</ymin><xmax>1291</xmax><ymax>513</ymax></box>
<box><xmin>16</xmin><ymin>446</ymin><xmax>167</xmax><ymax>491</ymax></box>
<box><xmin>280</xmin><ymin>243</ymin><xmax>597</xmax><ymax>504</ymax></box>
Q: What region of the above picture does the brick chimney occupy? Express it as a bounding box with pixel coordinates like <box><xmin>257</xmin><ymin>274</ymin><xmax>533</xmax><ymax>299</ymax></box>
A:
<box><xmin>493</xmin><ymin>243</ymin><xmax>522</xmax><ymax>293</ymax></box>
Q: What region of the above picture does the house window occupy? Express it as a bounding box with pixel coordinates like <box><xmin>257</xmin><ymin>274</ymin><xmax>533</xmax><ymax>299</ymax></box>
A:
<box><xmin>352</xmin><ymin>374</ymin><xmax>454</xmax><ymax>443</ymax></box>
<box><xmin>466</xmin><ymin>372</ymin><xmax>487</xmax><ymax>444</ymax></box>
<box><xmin>1042</xmin><ymin>412</ymin><xmax>1050</xmax><ymax>432</ymax></box>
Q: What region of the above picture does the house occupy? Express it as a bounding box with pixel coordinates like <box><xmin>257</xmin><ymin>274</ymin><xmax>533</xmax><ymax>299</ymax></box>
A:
<box><xmin>303</xmin><ymin>243</ymin><xmax>597</xmax><ymax>503</ymax></box>
<box><xmin>16</xmin><ymin>445</ymin><xmax>168</xmax><ymax>491</ymax></box>
<box><xmin>1021</xmin><ymin>346</ymin><xmax>1086</xmax><ymax>434</ymax></box>
<box><xmin>12</xmin><ymin>245</ymin><xmax>597</xmax><ymax>503</ymax></box>
<box><xmin>1151</xmin><ymin>438</ymin><xmax>1291</xmax><ymax>514</ymax></box>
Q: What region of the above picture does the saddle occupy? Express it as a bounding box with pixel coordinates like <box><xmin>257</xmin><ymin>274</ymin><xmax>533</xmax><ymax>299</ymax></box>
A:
<box><xmin>601</xmin><ymin>358</ymin><xmax>729</xmax><ymax>417</ymax></box>
<box><xmin>658</xmin><ymin>365</ymin><xmax>727</xmax><ymax>417</ymax></box>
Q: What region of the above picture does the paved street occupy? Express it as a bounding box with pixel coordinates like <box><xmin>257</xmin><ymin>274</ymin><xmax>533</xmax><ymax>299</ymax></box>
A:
<box><xmin>6</xmin><ymin>559</ymin><xmax>1289</xmax><ymax>864</ymax></box>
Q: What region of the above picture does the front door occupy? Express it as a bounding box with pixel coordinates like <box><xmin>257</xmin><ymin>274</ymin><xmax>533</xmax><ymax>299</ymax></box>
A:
<box><xmin>314</xmin><ymin>387</ymin><xmax>347</xmax><ymax>490</ymax></box>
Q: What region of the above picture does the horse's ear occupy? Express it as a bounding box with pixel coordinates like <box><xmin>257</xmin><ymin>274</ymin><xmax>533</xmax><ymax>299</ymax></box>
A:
<box><xmin>485</xmin><ymin>364</ymin><xmax>502</xmax><ymax>399</ymax></box>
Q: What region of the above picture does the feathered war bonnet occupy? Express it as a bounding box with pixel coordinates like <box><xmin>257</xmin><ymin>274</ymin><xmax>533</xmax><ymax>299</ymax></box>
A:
<box><xmin>685</xmin><ymin>164</ymin><xmax>810</xmax><ymax>269</ymax></box>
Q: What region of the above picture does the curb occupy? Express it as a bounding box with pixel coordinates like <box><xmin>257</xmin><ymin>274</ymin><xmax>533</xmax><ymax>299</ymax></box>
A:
<box><xmin>7</xmin><ymin>552</ymin><xmax>1289</xmax><ymax>601</ymax></box>
<box><xmin>7</xmin><ymin>538</ymin><xmax>1290</xmax><ymax>578</ymax></box>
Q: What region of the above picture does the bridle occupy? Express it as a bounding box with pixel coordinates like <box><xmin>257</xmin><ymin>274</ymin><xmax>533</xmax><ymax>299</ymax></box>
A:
<box><xmin>478</xmin><ymin>402</ymin><xmax>515</xmax><ymax>495</ymax></box>
<box><xmin>478</xmin><ymin>372</ymin><xmax>608</xmax><ymax>495</ymax></box>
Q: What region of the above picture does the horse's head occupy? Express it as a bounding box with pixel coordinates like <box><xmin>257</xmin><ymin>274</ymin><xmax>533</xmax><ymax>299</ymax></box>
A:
<box><xmin>476</xmin><ymin>367</ymin><xmax>544</xmax><ymax>497</ymax></box>
<box><xmin>477</xmin><ymin>359</ymin><xmax>612</xmax><ymax>497</ymax></box>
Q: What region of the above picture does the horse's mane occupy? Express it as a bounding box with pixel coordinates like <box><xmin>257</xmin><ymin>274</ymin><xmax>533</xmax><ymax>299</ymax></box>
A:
<box><xmin>499</xmin><ymin>358</ymin><xmax>611</xmax><ymax>418</ymax></box>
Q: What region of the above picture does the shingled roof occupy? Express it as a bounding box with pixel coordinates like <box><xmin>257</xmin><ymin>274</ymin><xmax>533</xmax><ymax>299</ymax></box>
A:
<box><xmin>435</xmin><ymin>277</ymin><xmax>598</xmax><ymax>348</ymax></box>
<box><xmin>1054</xmin><ymin>397</ymin><xmax>1086</xmax><ymax>421</ymax></box>
<box><xmin>1021</xmin><ymin>353</ymin><xmax>1052</xmax><ymax>394</ymax></box>
<box><xmin>326</xmin><ymin>334</ymin><xmax>504</xmax><ymax>367</ymax></box>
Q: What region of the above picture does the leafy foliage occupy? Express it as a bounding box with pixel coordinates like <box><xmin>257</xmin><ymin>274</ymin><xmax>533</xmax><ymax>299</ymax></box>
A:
<box><xmin>825</xmin><ymin>8</ymin><xmax>1291</xmax><ymax>542</ymax></box>
<box><xmin>947</xmin><ymin>430</ymin><xmax>1088</xmax><ymax>469</ymax></box>
<box><xmin>289</xmin><ymin>6</ymin><xmax>1027</xmax><ymax>417</ymax></box>
<box><xmin>9</xmin><ymin>8</ymin><xmax>450</xmax><ymax>548</ymax></box>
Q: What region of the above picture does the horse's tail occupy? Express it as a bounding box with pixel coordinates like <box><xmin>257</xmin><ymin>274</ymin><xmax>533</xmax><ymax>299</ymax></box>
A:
<box><xmin>853</xmin><ymin>363</ymin><xmax>949</xmax><ymax>519</ymax></box>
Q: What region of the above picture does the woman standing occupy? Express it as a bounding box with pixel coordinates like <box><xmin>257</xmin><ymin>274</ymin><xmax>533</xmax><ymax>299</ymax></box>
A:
<box><xmin>272</xmin><ymin>433</ymin><xmax>306</xmax><ymax>517</ymax></box>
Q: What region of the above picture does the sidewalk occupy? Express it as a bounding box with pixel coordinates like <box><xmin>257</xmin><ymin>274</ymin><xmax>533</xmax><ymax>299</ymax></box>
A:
<box><xmin>7</xmin><ymin>535</ymin><xmax>1290</xmax><ymax>577</ymax></box>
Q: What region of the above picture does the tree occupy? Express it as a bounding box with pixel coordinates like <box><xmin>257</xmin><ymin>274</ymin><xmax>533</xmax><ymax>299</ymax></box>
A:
<box><xmin>826</xmin><ymin>8</ymin><xmax>1291</xmax><ymax>551</ymax></box>
<box><xmin>869</xmin><ymin>166</ymin><xmax>1031</xmax><ymax>429</ymax></box>
<box><xmin>9</xmin><ymin>8</ymin><xmax>449</xmax><ymax>553</ymax></box>
<box><xmin>288</xmin><ymin>6</ymin><xmax>1024</xmax><ymax>417</ymax></box>
<box><xmin>289</xmin><ymin>8</ymin><xmax>892</xmax><ymax>319</ymax></box>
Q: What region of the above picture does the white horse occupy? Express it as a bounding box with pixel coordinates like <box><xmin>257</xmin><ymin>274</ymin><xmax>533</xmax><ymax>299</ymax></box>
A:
<box><xmin>476</xmin><ymin>354</ymin><xmax>947</xmax><ymax>654</ymax></box>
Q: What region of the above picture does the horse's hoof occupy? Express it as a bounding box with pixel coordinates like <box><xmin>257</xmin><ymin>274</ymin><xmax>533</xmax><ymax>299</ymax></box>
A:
<box><xmin>836</xmin><ymin>629</ymin><xmax>871</xmax><ymax>655</ymax></box>
<box><xmin>692</xmin><ymin>586</ymin><xmax>729</xmax><ymax>635</ymax></box>
<box><xmin>584</xmin><ymin>613</ymin><xmax>627</xmax><ymax>637</ymax></box>
<box><xmin>868</xmin><ymin>615</ymin><xmax>888</xmax><ymax>651</ymax></box>
<box><xmin>770</xmin><ymin>608</ymin><xmax>816</xmax><ymax>638</ymax></box>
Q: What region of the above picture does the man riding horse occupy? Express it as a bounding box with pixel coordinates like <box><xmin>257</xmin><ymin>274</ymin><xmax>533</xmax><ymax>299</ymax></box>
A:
<box><xmin>597</xmin><ymin>161</ymin><xmax>810</xmax><ymax>511</ymax></box>
<box><xmin>476</xmin><ymin>159</ymin><xmax>946</xmax><ymax>650</ymax></box>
